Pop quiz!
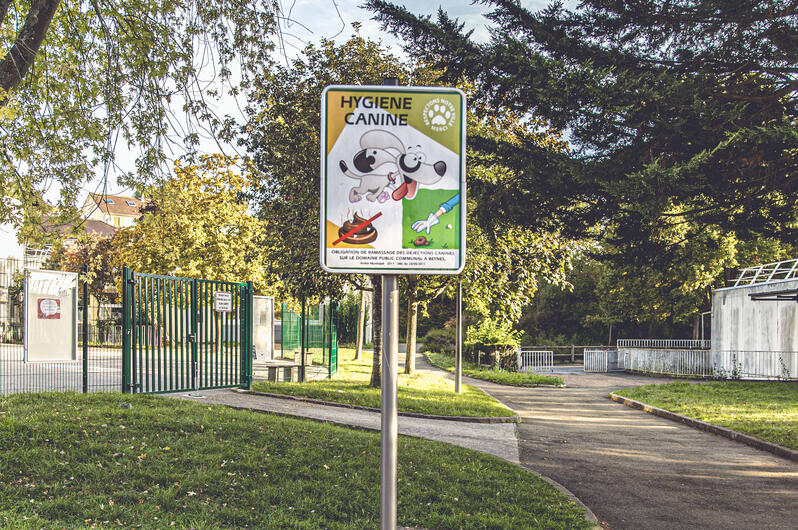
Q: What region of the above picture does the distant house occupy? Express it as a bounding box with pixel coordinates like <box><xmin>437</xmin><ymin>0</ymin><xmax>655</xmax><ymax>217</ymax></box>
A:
<box><xmin>81</xmin><ymin>193</ymin><xmax>145</xmax><ymax>228</ymax></box>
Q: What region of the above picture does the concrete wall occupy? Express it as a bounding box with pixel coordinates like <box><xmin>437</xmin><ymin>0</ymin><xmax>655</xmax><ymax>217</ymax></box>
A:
<box><xmin>711</xmin><ymin>278</ymin><xmax>798</xmax><ymax>353</ymax></box>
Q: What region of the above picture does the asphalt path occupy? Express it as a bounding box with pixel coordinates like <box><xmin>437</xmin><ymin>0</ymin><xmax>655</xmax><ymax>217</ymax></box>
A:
<box><xmin>425</xmin><ymin>358</ymin><xmax>798</xmax><ymax>529</ymax></box>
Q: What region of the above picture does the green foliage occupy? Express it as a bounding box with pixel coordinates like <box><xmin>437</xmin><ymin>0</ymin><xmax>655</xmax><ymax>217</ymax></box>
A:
<box><xmin>368</xmin><ymin>0</ymin><xmax>798</xmax><ymax>264</ymax></box>
<box><xmin>616</xmin><ymin>381</ymin><xmax>798</xmax><ymax>450</ymax></box>
<box><xmin>113</xmin><ymin>155</ymin><xmax>280</xmax><ymax>294</ymax></box>
<box><xmin>243</xmin><ymin>32</ymin><xmax>576</xmax><ymax>320</ymax></box>
<box><xmin>335</xmin><ymin>291</ymin><xmax>368</xmax><ymax>344</ymax></box>
<box><xmin>420</xmin><ymin>328</ymin><xmax>456</xmax><ymax>355</ymax></box>
<box><xmin>0</xmin><ymin>392</ymin><xmax>591</xmax><ymax>528</ymax></box>
<box><xmin>1</xmin><ymin>0</ymin><xmax>276</xmax><ymax>231</ymax></box>
<box><xmin>466</xmin><ymin>317</ymin><xmax>521</xmax><ymax>348</ymax></box>
<box><xmin>426</xmin><ymin>352</ymin><xmax>564</xmax><ymax>387</ymax></box>
<box><xmin>46</xmin><ymin>234</ymin><xmax>120</xmax><ymax>311</ymax></box>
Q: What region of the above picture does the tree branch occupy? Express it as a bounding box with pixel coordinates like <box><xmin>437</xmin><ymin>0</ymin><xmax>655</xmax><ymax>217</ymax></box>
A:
<box><xmin>0</xmin><ymin>0</ymin><xmax>12</xmax><ymax>27</ymax></box>
<box><xmin>0</xmin><ymin>0</ymin><xmax>61</xmax><ymax>106</ymax></box>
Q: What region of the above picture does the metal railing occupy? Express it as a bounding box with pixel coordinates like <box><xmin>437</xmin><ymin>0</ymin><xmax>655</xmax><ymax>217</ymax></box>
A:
<box><xmin>614</xmin><ymin>348</ymin><xmax>796</xmax><ymax>380</ymax></box>
<box><xmin>584</xmin><ymin>348</ymin><xmax>622</xmax><ymax>372</ymax></box>
<box><xmin>733</xmin><ymin>258</ymin><xmax>798</xmax><ymax>286</ymax></box>
<box><xmin>77</xmin><ymin>323</ymin><xmax>123</xmax><ymax>346</ymax></box>
<box><xmin>714</xmin><ymin>351</ymin><xmax>796</xmax><ymax>380</ymax></box>
<box><xmin>617</xmin><ymin>338</ymin><xmax>711</xmax><ymax>350</ymax></box>
<box><xmin>517</xmin><ymin>348</ymin><xmax>553</xmax><ymax>373</ymax></box>
<box><xmin>621</xmin><ymin>348</ymin><xmax>714</xmax><ymax>377</ymax></box>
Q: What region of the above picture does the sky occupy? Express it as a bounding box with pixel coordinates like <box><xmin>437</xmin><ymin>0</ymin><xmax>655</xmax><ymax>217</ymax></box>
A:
<box><xmin>1</xmin><ymin>0</ymin><xmax>557</xmax><ymax>258</ymax></box>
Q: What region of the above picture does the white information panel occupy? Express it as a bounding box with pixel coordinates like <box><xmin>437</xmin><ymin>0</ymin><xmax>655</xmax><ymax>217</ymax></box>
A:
<box><xmin>252</xmin><ymin>295</ymin><xmax>275</xmax><ymax>361</ymax></box>
<box><xmin>320</xmin><ymin>85</ymin><xmax>466</xmax><ymax>274</ymax></box>
<box><xmin>24</xmin><ymin>269</ymin><xmax>78</xmax><ymax>362</ymax></box>
<box><xmin>214</xmin><ymin>291</ymin><xmax>232</xmax><ymax>313</ymax></box>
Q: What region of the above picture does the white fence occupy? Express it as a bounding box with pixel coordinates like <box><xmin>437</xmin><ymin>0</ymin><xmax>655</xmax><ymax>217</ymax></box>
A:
<box><xmin>714</xmin><ymin>351</ymin><xmax>796</xmax><ymax>380</ymax></box>
<box><xmin>613</xmin><ymin>348</ymin><xmax>796</xmax><ymax>380</ymax></box>
<box><xmin>617</xmin><ymin>339</ymin><xmax>711</xmax><ymax>350</ymax></box>
<box><xmin>622</xmin><ymin>348</ymin><xmax>714</xmax><ymax>377</ymax></box>
<box><xmin>584</xmin><ymin>348</ymin><xmax>621</xmax><ymax>372</ymax></box>
<box><xmin>517</xmin><ymin>349</ymin><xmax>553</xmax><ymax>373</ymax></box>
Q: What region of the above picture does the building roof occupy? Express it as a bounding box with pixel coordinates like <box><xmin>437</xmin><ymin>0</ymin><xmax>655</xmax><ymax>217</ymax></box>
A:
<box><xmin>84</xmin><ymin>219</ymin><xmax>118</xmax><ymax>237</ymax></box>
<box><xmin>46</xmin><ymin>219</ymin><xmax>118</xmax><ymax>238</ymax></box>
<box><xmin>87</xmin><ymin>193</ymin><xmax>145</xmax><ymax>218</ymax></box>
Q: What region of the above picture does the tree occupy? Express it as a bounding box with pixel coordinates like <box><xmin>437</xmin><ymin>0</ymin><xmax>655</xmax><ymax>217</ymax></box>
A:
<box><xmin>367</xmin><ymin>0</ymin><xmax>798</xmax><ymax>260</ymax></box>
<box><xmin>243</xmin><ymin>32</ymin><xmax>422</xmax><ymax>386</ymax></box>
<box><xmin>113</xmin><ymin>155</ymin><xmax>279</xmax><ymax>293</ymax></box>
<box><xmin>244</xmin><ymin>32</ymin><xmax>579</xmax><ymax>383</ymax></box>
<box><xmin>46</xmin><ymin>233</ymin><xmax>120</xmax><ymax>321</ymax></box>
<box><xmin>1</xmin><ymin>0</ymin><xmax>276</xmax><ymax>230</ymax></box>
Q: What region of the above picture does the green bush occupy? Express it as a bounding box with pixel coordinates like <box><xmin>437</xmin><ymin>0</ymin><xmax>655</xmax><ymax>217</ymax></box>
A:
<box><xmin>466</xmin><ymin>317</ymin><xmax>521</xmax><ymax>348</ymax></box>
<box><xmin>420</xmin><ymin>328</ymin><xmax>456</xmax><ymax>355</ymax></box>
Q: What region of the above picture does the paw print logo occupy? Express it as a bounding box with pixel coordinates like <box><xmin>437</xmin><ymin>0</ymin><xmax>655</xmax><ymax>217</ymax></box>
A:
<box><xmin>422</xmin><ymin>98</ymin><xmax>456</xmax><ymax>132</ymax></box>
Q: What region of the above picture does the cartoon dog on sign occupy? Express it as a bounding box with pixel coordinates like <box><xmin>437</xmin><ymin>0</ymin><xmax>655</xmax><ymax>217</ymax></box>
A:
<box><xmin>339</xmin><ymin>130</ymin><xmax>447</xmax><ymax>203</ymax></box>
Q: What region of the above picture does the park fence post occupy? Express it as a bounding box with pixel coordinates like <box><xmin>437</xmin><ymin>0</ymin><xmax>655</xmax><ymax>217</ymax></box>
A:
<box><xmin>300</xmin><ymin>296</ymin><xmax>306</xmax><ymax>383</ymax></box>
<box><xmin>121</xmin><ymin>266</ymin><xmax>132</xmax><ymax>393</ymax></box>
<box><xmin>82</xmin><ymin>264</ymin><xmax>89</xmax><ymax>393</ymax></box>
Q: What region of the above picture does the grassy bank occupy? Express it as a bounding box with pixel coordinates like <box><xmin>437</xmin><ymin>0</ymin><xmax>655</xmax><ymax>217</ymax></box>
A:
<box><xmin>253</xmin><ymin>348</ymin><xmax>513</xmax><ymax>417</ymax></box>
<box><xmin>615</xmin><ymin>381</ymin><xmax>798</xmax><ymax>450</ymax></box>
<box><xmin>0</xmin><ymin>392</ymin><xmax>590</xmax><ymax>529</ymax></box>
<box><xmin>425</xmin><ymin>352</ymin><xmax>565</xmax><ymax>387</ymax></box>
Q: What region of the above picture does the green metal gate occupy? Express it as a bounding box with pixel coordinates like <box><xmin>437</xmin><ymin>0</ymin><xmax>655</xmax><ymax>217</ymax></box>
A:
<box><xmin>121</xmin><ymin>267</ymin><xmax>253</xmax><ymax>394</ymax></box>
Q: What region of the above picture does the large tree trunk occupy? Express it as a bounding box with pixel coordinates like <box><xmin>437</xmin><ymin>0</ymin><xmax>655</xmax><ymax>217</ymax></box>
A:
<box><xmin>0</xmin><ymin>0</ymin><xmax>61</xmax><ymax>106</ymax></box>
<box><xmin>692</xmin><ymin>314</ymin><xmax>700</xmax><ymax>340</ymax></box>
<box><xmin>607</xmin><ymin>322</ymin><xmax>613</xmax><ymax>346</ymax></box>
<box><xmin>354</xmin><ymin>287</ymin><xmax>366</xmax><ymax>361</ymax></box>
<box><xmin>404</xmin><ymin>276</ymin><xmax>418</xmax><ymax>374</ymax></box>
<box><xmin>369</xmin><ymin>275</ymin><xmax>381</xmax><ymax>388</ymax></box>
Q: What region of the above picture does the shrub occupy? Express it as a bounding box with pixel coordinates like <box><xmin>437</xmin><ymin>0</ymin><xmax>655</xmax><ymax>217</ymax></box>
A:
<box><xmin>420</xmin><ymin>328</ymin><xmax>456</xmax><ymax>355</ymax></box>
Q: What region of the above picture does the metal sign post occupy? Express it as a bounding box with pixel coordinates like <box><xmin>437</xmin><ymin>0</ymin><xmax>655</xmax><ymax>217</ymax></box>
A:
<box><xmin>455</xmin><ymin>278</ymin><xmax>463</xmax><ymax>394</ymax></box>
<box><xmin>381</xmin><ymin>274</ymin><xmax>399</xmax><ymax>529</ymax></box>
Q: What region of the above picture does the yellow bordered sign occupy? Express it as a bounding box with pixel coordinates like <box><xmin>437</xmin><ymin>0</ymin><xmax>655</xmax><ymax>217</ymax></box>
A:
<box><xmin>320</xmin><ymin>85</ymin><xmax>466</xmax><ymax>274</ymax></box>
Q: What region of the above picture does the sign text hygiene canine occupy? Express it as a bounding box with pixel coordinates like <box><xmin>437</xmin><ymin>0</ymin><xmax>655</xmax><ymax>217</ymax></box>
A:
<box><xmin>320</xmin><ymin>86</ymin><xmax>465</xmax><ymax>274</ymax></box>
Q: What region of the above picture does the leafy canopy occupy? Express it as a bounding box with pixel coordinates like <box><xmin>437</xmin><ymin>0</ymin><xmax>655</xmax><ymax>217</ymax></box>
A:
<box><xmin>367</xmin><ymin>0</ymin><xmax>798</xmax><ymax>259</ymax></box>
<box><xmin>0</xmin><ymin>0</ymin><xmax>275</xmax><ymax>231</ymax></box>
<box><xmin>113</xmin><ymin>155</ymin><xmax>279</xmax><ymax>294</ymax></box>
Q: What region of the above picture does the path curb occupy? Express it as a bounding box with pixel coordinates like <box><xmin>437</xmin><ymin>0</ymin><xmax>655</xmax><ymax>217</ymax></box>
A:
<box><xmin>609</xmin><ymin>392</ymin><xmax>798</xmax><ymax>463</ymax></box>
<box><xmin>239</xmin><ymin>389</ymin><xmax>521</xmax><ymax>423</ymax></box>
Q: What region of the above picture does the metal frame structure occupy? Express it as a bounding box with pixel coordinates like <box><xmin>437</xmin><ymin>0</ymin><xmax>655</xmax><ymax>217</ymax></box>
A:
<box><xmin>733</xmin><ymin>258</ymin><xmax>798</xmax><ymax>287</ymax></box>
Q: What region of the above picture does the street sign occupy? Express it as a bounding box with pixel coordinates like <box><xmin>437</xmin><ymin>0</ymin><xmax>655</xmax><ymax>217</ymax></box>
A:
<box><xmin>320</xmin><ymin>85</ymin><xmax>466</xmax><ymax>274</ymax></box>
<box><xmin>214</xmin><ymin>291</ymin><xmax>232</xmax><ymax>312</ymax></box>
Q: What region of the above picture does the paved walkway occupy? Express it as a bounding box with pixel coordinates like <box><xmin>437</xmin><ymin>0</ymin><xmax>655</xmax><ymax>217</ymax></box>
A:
<box><xmin>172</xmin><ymin>388</ymin><xmax>519</xmax><ymax>464</ymax></box>
<box><xmin>418</xmin><ymin>357</ymin><xmax>798</xmax><ymax>529</ymax></box>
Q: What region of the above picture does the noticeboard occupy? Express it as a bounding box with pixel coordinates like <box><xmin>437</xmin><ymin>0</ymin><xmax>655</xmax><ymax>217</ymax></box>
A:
<box><xmin>214</xmin><ymin>291</ymin><xmax>233</xmax><ymax>313</ymax></box>
<box><xmin>320</xmin><ymin>85</ymin><xmax>466</xmax><ymax>274</ymax></box>
<box><xmin>24</xmin><ymin>269</ymin><xmax>78</xmax><ymax>362</ymax></box>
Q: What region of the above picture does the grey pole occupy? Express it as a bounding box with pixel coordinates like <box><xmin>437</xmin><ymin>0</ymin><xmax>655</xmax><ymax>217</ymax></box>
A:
<box><xmin>455</xmin><ymin>278</ymin><xmax>463</xmax><ymax>394</ymax></box>
<box><xmin>380</xmin><ymin>75</ymin><xmax>400</xmax><ymax>530</ymax></box>
<box><xmin>381</xmin><ymin>274</ymin><xmax>399</xmax><ymax>529</ymax></box>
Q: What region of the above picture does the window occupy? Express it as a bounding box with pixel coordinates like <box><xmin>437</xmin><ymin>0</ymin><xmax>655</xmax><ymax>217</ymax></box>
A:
<box><xmin>125</xmin><ymin>200</ymin><xmax>136</xmax><ymax>206</ymax></box>
<box><xmin>104</xmin><ymin>198</ymin><xmax>114</xmax><ymax>204</ymax></box>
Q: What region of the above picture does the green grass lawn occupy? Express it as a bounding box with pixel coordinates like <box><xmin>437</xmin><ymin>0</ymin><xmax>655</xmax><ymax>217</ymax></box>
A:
<box><xmin>615</xmin><ymin>381</ymin><xmax>798</xmax><ymax>450</ymax></box>
<box><xmin>426</xmin><ymin>352</ymin><xmax>565</xmax><ymax>387</ymax></box>
<box><xmin>0</xmin><ymin>392</ymin><xmax>591</xmax><ymax>529</ymax></box>
<box><xmin>253</xmin><ymin>348</ymin><xmax>514</xmax><ymax>418</ymax></box>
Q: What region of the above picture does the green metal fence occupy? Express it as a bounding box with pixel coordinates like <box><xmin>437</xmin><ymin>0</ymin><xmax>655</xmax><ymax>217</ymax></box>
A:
<box><xmin>122</xmin><ymin>267</ymin><xmax>253</xmax><ymax>394</ymax></box>
<box><xmin>280</xmin><ymin>300</ymin><xmax>338</xmax><ymax>380</ymax></box>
